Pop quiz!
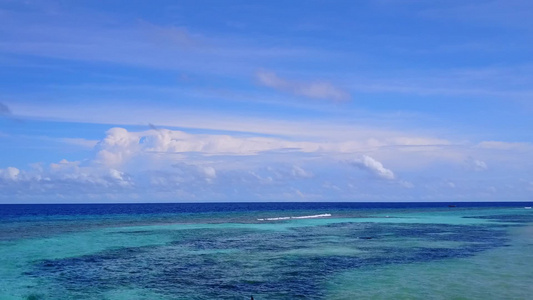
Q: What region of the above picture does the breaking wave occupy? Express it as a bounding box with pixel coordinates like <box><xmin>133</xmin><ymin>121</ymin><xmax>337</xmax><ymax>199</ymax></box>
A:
<box><xmin>257</xmin><ymin>213</ymin><xmax>331</xmax><ymax>221</ymax></box>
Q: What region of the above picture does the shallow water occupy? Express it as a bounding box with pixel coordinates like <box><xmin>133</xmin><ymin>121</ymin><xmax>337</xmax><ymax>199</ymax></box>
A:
<box><xmin>0</xmin><ymin>202</ymin><xmax>532</xmax><ymax>299</ymax></box>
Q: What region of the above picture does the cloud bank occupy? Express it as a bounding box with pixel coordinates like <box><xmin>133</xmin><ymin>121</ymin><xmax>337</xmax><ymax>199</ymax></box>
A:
<box><xmin>1</xmin><ymin>126</ymin><xmax>532</xmax><ymax>202</ymax></box>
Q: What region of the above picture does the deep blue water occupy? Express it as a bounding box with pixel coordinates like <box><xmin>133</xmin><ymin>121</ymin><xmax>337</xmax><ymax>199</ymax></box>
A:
<box><xmin>1</xmin><ymin>201</ymin><xmax>529</xmax><ymax>218</ymax></box>
<box><xmin>1</xmin><ymin>202</ymin><xmax>532</xmax><ymax>299</ymax></box>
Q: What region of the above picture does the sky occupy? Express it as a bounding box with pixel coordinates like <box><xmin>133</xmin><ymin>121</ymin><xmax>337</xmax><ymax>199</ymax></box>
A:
<box><xmin>0</xmin><ymin>0</ymin><xmax>532</xmax><ymax>203</ymax></box>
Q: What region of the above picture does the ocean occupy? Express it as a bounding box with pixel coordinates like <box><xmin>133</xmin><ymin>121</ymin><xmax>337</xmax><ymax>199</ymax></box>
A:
<box><xmin>1</xmin><ymin>202</ymin><xmax>532</xmax><ymax>299</ymax></box>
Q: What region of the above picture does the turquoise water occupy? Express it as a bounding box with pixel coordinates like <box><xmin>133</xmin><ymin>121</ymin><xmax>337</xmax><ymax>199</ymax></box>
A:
<box><xmin>0</xmin><ymin>203</ymin><xmax>532</xmax><ymax>299</ymax></box>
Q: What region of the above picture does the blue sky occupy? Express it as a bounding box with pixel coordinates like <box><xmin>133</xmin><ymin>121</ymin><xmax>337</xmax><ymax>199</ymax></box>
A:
<box><xmin>1</xmin><ymin>0</ymin><xmax>532</xmax><ymax>203</ymax></box>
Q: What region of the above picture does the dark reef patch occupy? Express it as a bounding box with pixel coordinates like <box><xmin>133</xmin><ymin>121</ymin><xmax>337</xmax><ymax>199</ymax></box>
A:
<box><xmin>27</xmin><ymin>220</ymin><xmax>511</xmax><ymax>299</ymax></box>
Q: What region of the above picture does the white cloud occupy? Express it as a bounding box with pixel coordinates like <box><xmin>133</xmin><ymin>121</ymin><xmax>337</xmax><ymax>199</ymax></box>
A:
<box><xmin>0</xmin><ymin>167</ymin><xmax>20</xmax><ymax>181</ymax></box>
<box><xmin>256</xmin><ymin>70</ymin><xmax>350</xmax><ymax>101</ymax></box>
<box><xmin>108</xmin><ymin>169</ymin><xmax>133</xmax><ymax>187</ymax></box>
<box><xmin>351</xmin><ymin>155</ymin><xmax>395</xmax><ymax>180</ymax></box>
<box><xmin>264</xmin><ymin>165</ymin><xmax>313</xmax><ymax>181</ymax></box>
<box><xmin>291</xmin><ymin>165</ymin><xmax>313</xmax><ymax>178</ymax></box>
<box><xmin>95</xmin><ymin>128</ymin><xmax>143</xmax><ymax>166</ymax></box>
<box><xmin>466</xmin><ymin>157</ymin><xmax>488</xmax><ymax>171</ymax></box>
<box><xmin>94</xmin><ymin>127</ymin><xmax>323</xmax><ymax>169</ymax></box>
<box><xmin>0</xmin><ymin>160</ymin><xmax>134</xmax><ymax>193</ymax></box>
<box><xmin>202</xmin><ymin>166</ymin><xmax>217</xmax><ymax>179</ymax></box>
<box><xmin>389</xmin><ymin>137</ymin><xmax>450</xmax><ymax>147</ymax></box>
<box><xmin>92</xmin><ymin>127</ymin><xmax>462</xmax><ymax>172</ymax></box>
<box><xmin>3</xmin><ymin>125</ymin><xmax>533</xmax><ymax>202</ymax></box>
<box><xmin>48</xmin><ymin>159</ymin><xmax>133</xmax><ymax>187</ymax></box>
<box><xmin>478</xmin><ymin>141</ymin><xmax>533</xmax><ymax>151</ymax></box>
<box><xmin>145</xmin><ymin>163</ymin><xmax>220</xmax><ymax>188</ymax></box>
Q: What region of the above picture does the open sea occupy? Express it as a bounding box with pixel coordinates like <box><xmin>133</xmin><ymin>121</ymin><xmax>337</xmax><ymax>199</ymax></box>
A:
<box><xmin>1</xmin><ymin>202</ymin><xmax>532</xmax><ymax>300</ymax></box>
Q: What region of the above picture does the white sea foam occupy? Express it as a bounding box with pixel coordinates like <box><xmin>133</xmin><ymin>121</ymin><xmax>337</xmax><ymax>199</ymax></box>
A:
<box><xmin>257</xmin><ymin>213</ymin><xmax>331</xmax><ymax>221</ymax></box>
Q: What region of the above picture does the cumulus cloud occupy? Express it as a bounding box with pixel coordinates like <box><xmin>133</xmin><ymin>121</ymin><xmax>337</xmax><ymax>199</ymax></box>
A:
<box><xmin>48</xmin><ymin>159</ymin><xmax>133</xmax><ymax>187</ymax></box>
<box><xmin>8</xmin><ymin>126</ymin><xmax>527</xmax><ymax>202</ymax></box>
<box><xmin>351</xmin><ymin>155</ymin><xmax>395</xmax><ymax>180</ymax></box>
<box><xmin>94</xmin><ymin>127</ymin><xmax>455</xmax><ymax>170</ymax></box>
<box><xmin>0</xmin><ymin>167</ymin><xmax>20</xmax><ymax>180</ymax></box>
<box><xmin>95</xmin><ymin>128</ymin><xmax>143</xmax><ymax>166</ymax></box>
<box><xmin>94</xmin><ymin>127</ymin><xmax>327</xmax><ymax>168</ymax></box>
<box><xmin>89</xmin><ymin>127</ymin><xmax>464</xmax><ymax>184</ymax></box>
<box><xmin>2</xmin><ymin>127</ymin><xmax>455</xmax><ymax>201</ymax></box>
<box><xmin>0</xmin><ymin>159</ymin><xmax>133</xmax><ymax>194</ymax></box>
<box><xmin>256</xmin><ymin>70</ymin><xmax>350</xmax><ymax>101</ymax></box>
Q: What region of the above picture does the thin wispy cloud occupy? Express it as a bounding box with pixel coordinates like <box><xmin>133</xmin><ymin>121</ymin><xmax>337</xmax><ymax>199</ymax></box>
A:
<box><xmin>477</xmin><ymin>141</ymin><xmax>533</xmax><ymax>151</ymax></box>
<box><xmin>256</xmin><ymin>71</ymin><xmax>350</xmax><ymax>102</ymax></box>
<box><xmin>141</xmin><ymin>22</ymin><xmax>202</xmax><ymax>48</ymax></box>
<box><xmin>465</xmin><ymin>157</ymin><xmax>488</xmax><ymax>172</ymax></box>
<box><xmin>0</xmin><ymin>103</ymin><xmax>11</xmax><ymax>116</ymax></box>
